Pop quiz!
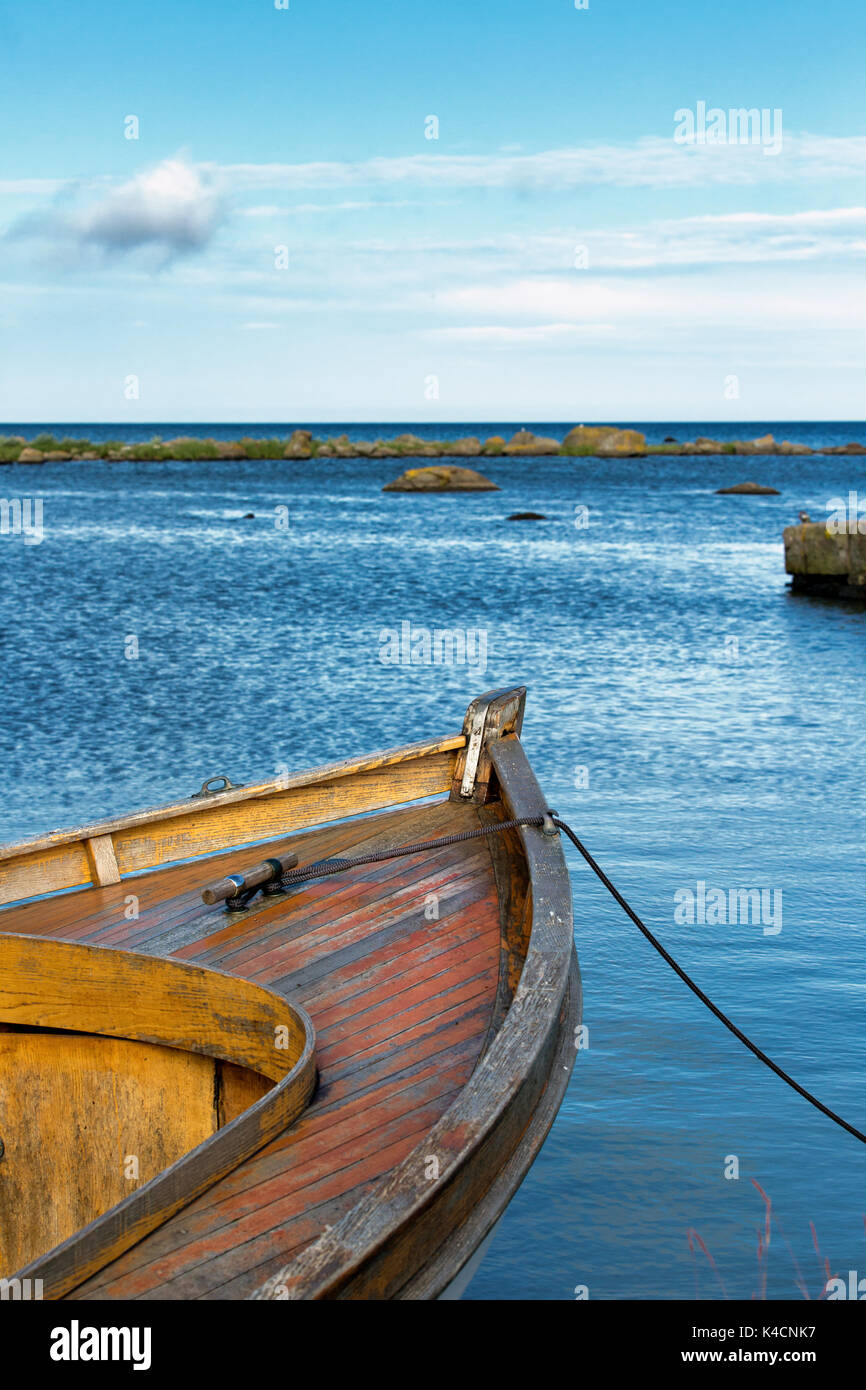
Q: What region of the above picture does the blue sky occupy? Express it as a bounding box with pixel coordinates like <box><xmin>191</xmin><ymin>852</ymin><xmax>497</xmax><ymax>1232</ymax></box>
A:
<box><xmin>1</xmin><ymin>0</ymin><xmax>865</xmax><ymax>422</ymax></box>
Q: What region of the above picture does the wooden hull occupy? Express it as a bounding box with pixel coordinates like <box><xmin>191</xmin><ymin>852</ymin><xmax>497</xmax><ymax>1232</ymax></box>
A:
<box><xmin>0</xmin><ymin>688</ymin><xmax>580</xmax><ymax>1300</ymax></box>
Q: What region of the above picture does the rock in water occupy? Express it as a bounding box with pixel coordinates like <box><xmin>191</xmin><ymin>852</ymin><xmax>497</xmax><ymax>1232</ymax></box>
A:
<box><xmin>504</xmin><ymin>430</ymin><xmax>561</xmax><ymax>456</ymax></box>
<box><xmin>506</xmin><ymin>511</ymin><xmax>547</xmax><ymax>521</ymax></box>
<box><xmin>283</xmin><ymin>429</ymin><xmax>313</xmax><ymax>459</ymax></box>
<box><xmin>716</xmin><ymin>480</ymin><xmax>780</xmax><ymax>495</ymax></box>
<box><xmin>449</xmin><ymin>437</ymin><xmax>482</xmax><ymax>457</ymax></box>
<box><xmin>596</xmin><ymin>428</ymin><xmax>646</xmax><ymax>456</ymax></box>
<box><xmin>562</xmin><ymin>425</ymin><xmax>646</xmax><ymax>456</ymax></box>
<box><xmin>17</xmin><ymin>447</ymin><xmax>44</xmax><ymax>463</ymax></box>
<box><xmin>784</xmin><ymin>518</ymin><xmax>866</xmax><ymax>596</ymax></box>
<box><xmin>731</xmin><ymin>433</ymin><xmax>777</xmax><ymax>454</ymax></box>
<box><xmin>383</xmin><ymin>465</ymin><xmax>499</xmax><ymax>492</ymax></box>
<box><xmin>482</xmin><ymin>436</ymin><xmax>507</xmax><ymax>455</ymax></box>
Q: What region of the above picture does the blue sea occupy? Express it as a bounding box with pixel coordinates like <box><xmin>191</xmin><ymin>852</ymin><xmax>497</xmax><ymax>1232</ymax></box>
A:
<box><xmin>1</xmin><ymin>421</ymin><xmax>865</xmax><ymax>1301</ymax></box>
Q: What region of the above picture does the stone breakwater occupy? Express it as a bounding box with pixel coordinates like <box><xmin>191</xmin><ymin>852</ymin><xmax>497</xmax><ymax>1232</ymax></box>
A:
<box><xmin>2</xmin><ymin>426</ymin><xmax>865</xmax><ymax>465</ymax></box>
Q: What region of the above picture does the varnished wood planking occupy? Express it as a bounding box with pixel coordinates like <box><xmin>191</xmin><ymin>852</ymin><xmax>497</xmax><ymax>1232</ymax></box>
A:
<box><xmin>65</xmin><ymin>800</ymin><xmax>501</xmax><ymax>1299</ymax></box>
<box><xmin>0</xmin><ymin>1033</ymin><xmax>217</xmax><ymax>1278</ymax></box>
<box><xmin>74</xmin><ymin>1020</ymin><xmax>492</xmax><ymax>1300</ymax></box>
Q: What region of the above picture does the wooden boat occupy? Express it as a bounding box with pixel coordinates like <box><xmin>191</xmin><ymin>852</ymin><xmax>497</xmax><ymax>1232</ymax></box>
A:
<box><xmin>0</xmin><ymin>686</ymin><xmax>580</xmax><ymax>1300</ymax></box>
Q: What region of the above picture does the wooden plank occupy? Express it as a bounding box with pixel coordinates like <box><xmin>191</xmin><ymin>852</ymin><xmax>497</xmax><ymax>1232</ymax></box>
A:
<box><xmin>0</xmin><ymin>734</ymin><xmax>467</xmax><ymax>861</ymax></box>
<box><xmin>0</xmin><ymin>1032</ymin><xmax>217</xmax><ymax>1278</ymax></box>
<box><xmin>477</xmin><ymin>802</ymin><xmax>531</xmax><ymax>1054</ymax></box>
<box><xmin>217</xmin><ymin>1062</ymin><xmax>272</xmax><ymax>1129</ymax></box>
<box><xmin>393</xmin><ymin>952</ymin><xmax>582</xmax><ymax>1299</ymax></box>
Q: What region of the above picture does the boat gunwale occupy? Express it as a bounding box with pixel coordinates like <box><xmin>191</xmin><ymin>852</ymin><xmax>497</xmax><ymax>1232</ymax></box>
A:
<box><xmin>0</xmin><ymin>732</ymin><xmax>467</xmax><ymax>862</ymax></box>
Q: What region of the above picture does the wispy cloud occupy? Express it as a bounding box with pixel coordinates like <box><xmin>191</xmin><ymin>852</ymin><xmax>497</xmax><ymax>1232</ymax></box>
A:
<box><xmin>218</xmin><ymin>134</ymin><xmax>866</xmax><ymax>192</ymax></box>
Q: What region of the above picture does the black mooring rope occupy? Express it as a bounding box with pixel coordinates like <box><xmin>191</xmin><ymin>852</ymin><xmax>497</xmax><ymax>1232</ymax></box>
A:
<box><xmin>277</xmin><ymin>810</ymin><xmax>866</xmax><ymax>1147</ymax></box>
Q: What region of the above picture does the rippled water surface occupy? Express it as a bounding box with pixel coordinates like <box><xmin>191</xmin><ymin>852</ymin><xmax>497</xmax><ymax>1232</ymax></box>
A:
<box><xmin>1</xmin><ymin>423</ymin><xmax>864</xmax><ymax>1300</ymax></box>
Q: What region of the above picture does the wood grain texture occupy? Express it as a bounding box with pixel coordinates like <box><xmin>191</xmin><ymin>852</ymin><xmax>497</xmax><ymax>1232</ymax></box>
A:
<box><xmin>0</xmin><ymin>934</ymin><xmax>308</xmax><ymax>1082</ymax></box>
<box><xmin>1</xmin><ymin>935</ymin><xmax>315</xmax><ymax>1299</ymax></box>
<box><xmin>0</xmin><ymin>1033</ymin><xmax>217</xmax><ymax>1278</ymax></box>
<box><xmin>451</xmin><ymin>687</ymin><xmax>526</xmax><ymax>803</ymax></box>
<box><xmin>84</xmin><ymin>834</ymin><xmax>121</xmax><ymax>887</ymax></box>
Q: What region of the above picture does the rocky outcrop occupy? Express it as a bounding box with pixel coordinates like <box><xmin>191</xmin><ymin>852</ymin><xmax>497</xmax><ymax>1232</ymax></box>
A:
<box><xmin>4</xmin><ymin>427</ymin><xmax>864</xmax><ymax>465</ymax></box>
<box><xmin>482</xmin><ymin>436</ymin><xmax>507</xmax><ymax>455</ymax></box>
<box><xmin>716</xmin><ymin>481</ymin><xmax>780</xmax><ymax>495</ymax></box>
<box><xmin>596</xmin><ymin>428</ymin><xmax>646</xmax><ymax>457</ymax></box>
<box><xmin>730</xmin><ymin>433</ymin><xmax>777</xmax><ymax>454</ymax></box>
<box><xmin>777</xmin><ymin>441</ymin><xmax>813</xmax><ymax>455</ymax></box>
<box><xmin>506</xmin><ymin>511</ymin><xmax>547</xmax><ymax>520</ymax></box>
<box><xmin>331</xmin><ymin>433</ymin><xmax>362</xmax><ymax>457</ymax></box>
<box><xmin>448</xmin><ymin>437</ymin><xmax>482</xmax><ymax>457</ymax></box>
<box><xmin>561</xmin><ymin>425</ymin><xmax>646</xmax><ymax>456</ymax></box>
<box><xmin>504</xmin><ymin>430</ymin><xmax>561</xmax><ymax>456</ymax></box>
<box><xmin>283</xmin><ymin>430</ymin><xmax>314</xmax><ymax>459</ymax></box>
<box><xmin>683</xmin><ymin>437</ymin><xmax>725</xmax><ymax>454</ymax></box>
<box><xmin>784</xmin><ymin>519</ymin><xmax>866</xmax><ymax>597</ymax></box>
<box><xmin>383</xmin><ymin>465</ymin><xmax>499</xmax><ymax>492</ymax></box>
<box><xmin>392</xmin><ymin>433</ymin><xmax>439</xmax><ymax>456</ymax></box>
<box><xmin>562</xmin><ymin>425</ymin><xmax>618</xmax><ymax>453</ymax></box>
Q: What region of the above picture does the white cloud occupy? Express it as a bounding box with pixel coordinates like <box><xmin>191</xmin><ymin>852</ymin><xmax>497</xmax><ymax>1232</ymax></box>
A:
<box><xmin>9</xmin><ymin>158</ymin><xmax>224</xmax><ymax>257</ymax></box>
<box><xmin>78</xmin><ymin>159</ymin><xmax>222</xmax><ymax>251</ymax></box>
